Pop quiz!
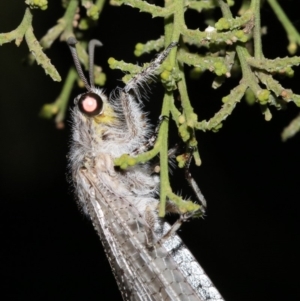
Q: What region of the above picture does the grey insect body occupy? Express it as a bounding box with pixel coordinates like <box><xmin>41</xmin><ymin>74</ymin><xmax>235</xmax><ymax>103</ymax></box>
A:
<box><xmin>68</xmin><ymin>37</ymin><xmax>224</xmax><ymax>301</ymax></box>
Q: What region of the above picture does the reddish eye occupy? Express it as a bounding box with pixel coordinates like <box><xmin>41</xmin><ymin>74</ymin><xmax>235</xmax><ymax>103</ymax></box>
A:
<box><xmin>77</xmin><ymin>92</ymin><xmax>103</xmax><ymax>117</ymax></box>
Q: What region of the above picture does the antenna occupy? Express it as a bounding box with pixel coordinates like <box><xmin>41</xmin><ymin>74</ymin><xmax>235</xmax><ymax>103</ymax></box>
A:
<box><xmin>67</xmin><ymin>37</ymin><xmax>102</xmax><ymax>91</ymax></box>
<box><xmin>88</xmin><ymin>40</ymin><xmax>103</xmax><ymax>88</ymax></box>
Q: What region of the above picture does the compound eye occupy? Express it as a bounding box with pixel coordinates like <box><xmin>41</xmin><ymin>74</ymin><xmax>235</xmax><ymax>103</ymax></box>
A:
<box><xmin>77</xmin><ymin>92</ymin><xmax>104</xmax><ymax>117</ymax></box>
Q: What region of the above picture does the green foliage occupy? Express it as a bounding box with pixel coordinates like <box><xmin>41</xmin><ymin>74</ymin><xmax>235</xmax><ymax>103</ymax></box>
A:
<box><xmin>25</xmin><ymin>0</ymin><xmax>48</xmax><ymax>10</ymax></box>
<box><xmin>2</xmin><ymin>0</ymin><xmax>300</xmax><ymax>216</ymax></box>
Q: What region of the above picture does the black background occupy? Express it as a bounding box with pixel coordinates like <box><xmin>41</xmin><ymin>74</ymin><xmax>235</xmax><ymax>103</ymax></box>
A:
<box><xmin>1</xmin><ymin>1</ymin><xmax>300</xmax><ymax>300</ymax></box>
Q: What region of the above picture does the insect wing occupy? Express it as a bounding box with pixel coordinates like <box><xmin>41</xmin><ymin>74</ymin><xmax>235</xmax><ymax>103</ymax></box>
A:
<box><xmin>78</xmin><ymin>169</ymin><xmax>224</xmax><ymax>301</ymax></box>
<box><xmin>161</xmin><ymin>224</ymin><xmax>224</xmax><ymax>301</ymax></box>
<box><xmin>80</xmin><ymin>171</ymin><xmax>155</xmax><ymax>301</ymax></box>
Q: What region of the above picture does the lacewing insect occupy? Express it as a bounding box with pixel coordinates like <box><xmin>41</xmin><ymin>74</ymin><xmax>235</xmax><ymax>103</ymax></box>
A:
<box><xmin>67</xmin><ymin>36</ymin><xmax>224</xmax><ymax>301</ymax></box>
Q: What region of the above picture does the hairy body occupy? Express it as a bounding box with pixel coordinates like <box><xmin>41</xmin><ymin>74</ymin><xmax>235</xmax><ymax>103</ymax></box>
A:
<box><xmin>68</xmin><ymin>38</ymin><xmax>224</xmax><ymax>301</ymax></box>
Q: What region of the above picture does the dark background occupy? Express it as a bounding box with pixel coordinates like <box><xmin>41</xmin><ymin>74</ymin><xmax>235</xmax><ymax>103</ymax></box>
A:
<box><xmin>1</xmin><ymin>1</ymin><xmax>300</xmax><ymax>300</ymax></box>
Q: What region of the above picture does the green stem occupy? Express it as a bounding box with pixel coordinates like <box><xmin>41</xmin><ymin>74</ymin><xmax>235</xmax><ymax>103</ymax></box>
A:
<box><xmin>113</xmin><ymin>0</ymin><xmax>173</xmax><ymax>18</ymax></box>
<box><xmin>37</xmin><ymin>1</ymin><xmax>79</xmax><ymax>60</ymax></box>
<box><xmin>55</xmin><ymin>67</ymin><xmax>78</xmax><ymax>126</ymax></box>
<box><xmin>95</xmin><ymin>0</ymin><xmax>106</xmax><ymax>16</ymax></box>
<box><xmin>177</xmin><ymin>67</ymin><xmax>196</xmax><ymax>129</ymax></box>
<box><xmin>267</xmin><ymin>0</ymin><xmax>300</xmax><ymax>54</ymax></box>
<box><xmin>45</xmin><ymin>0</ymin><xmax>79</xmax><ymax>45</ymax></box>
<box><xmin>171</xmin><ymin>0</ymin><xmax>183</xmax><ymax>41</ymax></box>
<box><xmin>25</xmin><ymin>26</ymin><xmax>61</xmax><ymax>81</ymax></box>
<box><xmin>0</xmin><ymin>8</ymin><xmax>32</xmax><ymax>46</ymax></box>
<box><xmin>218</xmin><ymin>0</ymin><xmax>263</xmax><ymax>99</ymax></box>
<box><xmin>158</xmin><ymin>92</ymin><xmax>172</xmax><ymax>217</ymax></box>
<box><xmin>217</xmin><ymin>0</ymin><xmax>232</xmax><ymax>17</ymax></box>
<box><xmin>63</xmin><ymin>0</ymin><xmax>80</xmax><ymax>39</ymax></box>
<box><xmin>170</xmin><ymin>99</ymin><xmax>181</xmax><ymax>127</ymax></box>
<box><xmin>251</xmin><ymin>0</ymin><xmax>263</xmax><ymax>59</ymax></box>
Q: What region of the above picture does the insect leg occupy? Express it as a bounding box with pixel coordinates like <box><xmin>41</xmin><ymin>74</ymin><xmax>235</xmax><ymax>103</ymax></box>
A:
<box><xmin>152</xmin><ymin>143</ymin><xmax>206</xmax><ymax>215</ymax></box>
<box><xmin>118</xmin><ymin>43</ymin><xmax>178</xmax><ymax>145</ymax></box>
<box><xmin>184</xmin><ymin>146</ymin><xmax>207</xmax><ymax>212</ymax></box>
<box><xmin>124</xmin><ymin>42</ymin><xmax>179</xmax><ymax>95</ymax></box>
<box><xmin>132</xmin><ymin>115</ymin><xmax>169</xmax><ymax>155</ymax></box>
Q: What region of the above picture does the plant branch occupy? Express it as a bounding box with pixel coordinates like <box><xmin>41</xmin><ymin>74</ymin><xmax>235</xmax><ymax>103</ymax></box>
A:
<box><xmin>267</xmin><ymin>0</ymin><xmax>300</xmax><ymax>54</ymax></box>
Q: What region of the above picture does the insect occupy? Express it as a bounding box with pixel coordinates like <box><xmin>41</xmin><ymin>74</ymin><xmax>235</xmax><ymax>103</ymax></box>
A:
<box><xmin>67</xmin><ymin>36</ymin><xmax>225</xmax><ymax>301</ymax></box>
